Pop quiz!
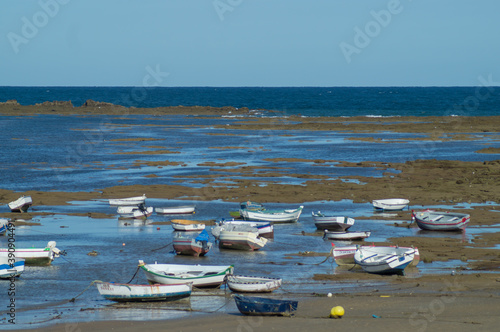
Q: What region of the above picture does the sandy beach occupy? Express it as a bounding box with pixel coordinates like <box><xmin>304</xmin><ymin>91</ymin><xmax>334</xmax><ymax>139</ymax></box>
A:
<box><xmin>2</xmin><ymin>102</ymin><xmax>499</xmax><ymax>331</ymax></box>
<box><xmin>18</xmin><ymin>273</ymin><xmax>500</xmax><ymax>331</ymax></box>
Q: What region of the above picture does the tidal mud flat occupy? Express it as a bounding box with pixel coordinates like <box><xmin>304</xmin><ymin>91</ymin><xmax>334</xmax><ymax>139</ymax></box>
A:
<box><xmin>1</xmin><ymin>102</ymin><xmax>499</xmax><ymax>331</ymax></box>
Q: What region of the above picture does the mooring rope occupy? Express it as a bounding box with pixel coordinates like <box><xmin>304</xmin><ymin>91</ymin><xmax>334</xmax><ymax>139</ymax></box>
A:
<box><xmin>69</xmin><ymin>280</ymin><xmax>101</xmax><ymax>302</ymax></box>
<box><xmin>294</xmin><ymin>247</ymin><xmax>335</xmax><ymax>266</ymax></box>
<box><xmin>151</xmin><ymin>241</ymin><xmax>173</xmax><ymax>252</ymax></box>
<box><xmin>126</xmin><ymin>266</ymin><xmax>141</xmax><ymax>284</ymax></box>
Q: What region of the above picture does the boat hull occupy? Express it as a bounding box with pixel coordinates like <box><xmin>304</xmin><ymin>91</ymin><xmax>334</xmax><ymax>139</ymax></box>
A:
<box><xmin>0</xmin><ymin>257</ymin><xmax>25</xmax><ymax>279</ymax></box>
<box><xmin>323</xmin><ymin>231</ymin><xmax>371</xmax><ymax>241</ymax></box>
<box><xmin>219</xmin><ymin>231</ymin><xmax>268</xmax><ymax>251</ymax></box>
<box><xmin>95</xmin><ymin>282</ymin><xmax>192</xmax><ymax>302</ymax></box>
<box><xmin>354</xmin><ymin>247</ymin><xmax>416</xmax><ymax>275</ymax></box>
<box><xmin>218</xmin><ymin>220</ymin><xmax>274</xmax><ymax>238</ymax></box>
<box><xmin>234</xmin><ymin>295</ymin><xmax>298</xmax><ymax>316</ymax></box>
<box><xmin>8</xmin><ymin>196</ymin><xmax>33</xmax><ymax>213</ymax></box>
<box><xmin>372</xmin><ymin>199</ymin><xmax>409</xmax><ymax>211</ymax></box>
<box><xmin>0</xmin><ymin>219</ymin><xmax>8</xmax><ymax>235</ymax></box>
<box><xmin>171</xmin><ymin>223</ymin><xmax>205</xmax><ymax>231</ymax></box>
<box><xmin>240</xmin><ymin>206</ymin><xmax>303</xmax><ymax>223</ymax></box>
<box><xmin>173</xmin><ymin>238</ymin><xmax>212</xmax><ymax>257</ymax></box>
<box><xmin>333</xmin><ymin>245</ymin><xmax>420</xmax><ymax>267</ymax></box>
<box><xmin>140</xmin><ymin>262</ymin><xmax>234</xmax><ymax>288</ymax></box>
<box><xmin>117</xmin><ymin>206</ymin><xmax>153</xmax><ymax>219</ymax></box>
<box><xmin>227</xmin><ymin>275</ymin><xmax>282</xmax><ymax>293</ymax></box>
<box><xmin>412</xmin><ymin>210</ymin><xmax>470</xmax><ymax>231</ymax></box>
<box><xmin>155</xmin><ymin>205</ymin><xmax>195</xmax><ymax>214</ymax></box>
<box><xmin>0</xmin><ymin>249</ymin><xmax>55</xmax><ymax>266</ymax></box>
<box><xmin>109</xmin><ymin>195</ymin><xmax>146</xmax><ymax>206</ymax></box>
<box><xmin>312</xmin><ymin>213</ymin><xmax>355</xmax><ymax>231</ymax></box>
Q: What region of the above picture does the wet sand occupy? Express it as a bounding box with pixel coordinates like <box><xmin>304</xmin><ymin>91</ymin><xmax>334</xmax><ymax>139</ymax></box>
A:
<box><xmin>21</xmin><ymin>274</ymin><xmax>500</xmax><ymax>332</ymax></box>
<box><xmin>2</xmin><ymin>102</ymin><xmax>500</xmax><ymax>331</ymax></box>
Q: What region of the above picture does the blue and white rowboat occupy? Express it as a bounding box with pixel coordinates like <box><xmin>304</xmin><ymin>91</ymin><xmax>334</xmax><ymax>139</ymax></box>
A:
<box><xmin>95</xmin><ymin>281</ymin><xmax>192</xmax><ymax>302</ymax></box>
<box><xmin>0</xmin><ymin>256</ymin><xmax>25</xmax><ymax>278</ymax></box>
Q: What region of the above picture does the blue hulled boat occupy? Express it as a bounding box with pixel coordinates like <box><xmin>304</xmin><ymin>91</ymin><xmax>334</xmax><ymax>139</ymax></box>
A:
<box><xmin>234</xmin><ymin>294</ymin><xmax>298</xmax><ymax>316</ymax></box>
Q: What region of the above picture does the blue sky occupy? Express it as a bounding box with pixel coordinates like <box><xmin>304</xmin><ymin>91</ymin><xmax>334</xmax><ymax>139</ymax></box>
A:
<box><xmin>1</xmin><ymin>0</ymin><xmax>499</xmax><ymax>86</ymax></box>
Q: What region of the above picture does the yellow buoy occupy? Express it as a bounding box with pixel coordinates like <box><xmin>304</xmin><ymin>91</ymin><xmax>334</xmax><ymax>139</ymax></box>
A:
<box><xmin>330</xmin><ymin>306</ymin><xmax>345</xmax><ymax>319</ymax></box>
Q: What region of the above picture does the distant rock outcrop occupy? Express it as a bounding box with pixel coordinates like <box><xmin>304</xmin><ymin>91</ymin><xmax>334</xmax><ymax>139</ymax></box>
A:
<box><xmin>83</xmin><ymin>100</ymin><xmax>115</xmax><ymax>107</ymax></box>
<box><xmin>0</xmin><ymin>100</ymin><xmax>20</xmax><ymax>105</ymax></box>
<box><xmin>35</xmin><ymin>101</ymin><xmax>74</xmax><ymax>107</ymax></box>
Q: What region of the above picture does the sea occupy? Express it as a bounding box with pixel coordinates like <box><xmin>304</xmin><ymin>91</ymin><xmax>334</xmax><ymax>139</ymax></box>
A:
<box><xmin>0</xmin><ymin>87</ymin><xmax>499</xmax><ymax>329</ymax></box>
<box><xmin>1</xmin><ymin>86</ymin><xmax>500</xmax><ymax>117</ymax></box>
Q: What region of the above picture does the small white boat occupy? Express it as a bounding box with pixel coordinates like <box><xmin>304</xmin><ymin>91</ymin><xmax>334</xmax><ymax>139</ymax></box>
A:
<box><xmin>0</xmin><ymin>241</ymin><xmax>65</xmax><ymax>266</ymax></box>
<box><xmin>240</xmin><ymin>206</ymin><xmax>303</xmax><ymax>223</ymax></box>
<box><xmin>227</xmin><ymin>275</ymin><xmax>282</xmax><ymax>293</ymax></box>
<box><xmin>412</xmin><ymin>210</ymin><xmax>470</xmax><ymax>231</ymax></box>
<box><xmin>0</xmin><ymin>219</ymin><xmax>8</xmax><ymax>235</ymax></box>
<box><xmin>155</xmin><ymin>205</ymin><xmax>195</xmax><ymax>215</ymax></box>
<box><xmin>95</xmin><ymin>281</ymin><xmax>192</xmax><ymax>302</ymax></box>
<box><xmin>0</xmin><ymin>256</ymin><xmax>25</xmax><ymax>278</ymax></box>
<box><xmin>354</xmin><ymin>246</ymin><xmax>416</xmax><ymax>275</ymax></box>
<box><xmin>323</xmin><ymin>230</ymin><xmax>371</xmax><ymax>241</ymax></box>
<box><xmin>8</xmin><ymin>195</ymin><xmax>33</xmax><ymax>213</ymax></box>
<box><xmin>117</xmin><ymin>205</ymin><xmax>153</xmax><ymax>219</ymax></box>
<box><xmin>372</xmin><ymin>198</ymin><xmax>410</xmax><ymax>211</ymax></box>
<box><xmin>171</xmin><ymin>219</ymin><xmax>206</xmax><ymax>231</ymax></box>
<box><xmin>216</xmin><ymin>219</ymin><xmax>274</xmax><ymax>238</ymax></box>
<box><xmin>219</xmin><ymin>230</ymin><xmax>268</xmax><ymax>251</ymax></box>
<box><xmin>173</xmin><ymin>230</ymin><xmax>212</xmax><ymax>257</ymax></box>
<box><xmin>312</xmin><ymin>212</ymin><xmax>355</xmax><ymax>231</ymax></box>
<box><xmin>211</xmin><ymin>223</ymin><xmax>259</xmax><ymax>239</ymax></box>
<box><xmin>139</xmin><ymin>261</ymin><xmax>234</xmax><ymax>288</ymax></box>
<box><xmin>109</xmin><ymin>194</ymin><xmax>146</xmax><ymax>206</ymax></box>
<box><xmin>333</xmin><ymin>245</ymin><xmax>420</xmax><ymax>267</ymax></box>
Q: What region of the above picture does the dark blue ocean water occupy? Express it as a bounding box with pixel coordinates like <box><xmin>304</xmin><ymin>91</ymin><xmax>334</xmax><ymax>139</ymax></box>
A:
<box><xmin>1</xmin><ymin>86</ymin><xmax>500</xmax><ymax>117</ymax></box>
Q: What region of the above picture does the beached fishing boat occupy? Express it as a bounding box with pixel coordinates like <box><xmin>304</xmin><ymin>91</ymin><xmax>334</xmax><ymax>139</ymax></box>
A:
<box><xmin>171</xmin><ymin>219</ymin><xmax>206</xmax><ymax>231</ymax></box>
<box><xmin>312</xmin><ymin>212</ymin><xmax>355</xmax><ymax>231</ymax></box>
<box><xmin>211</xmin><ymin>223</ymin><xmax>258</xmax><ymax>239</ymax></box>
<box><xmin>117</xmin><ymin>205</ymin><xmax>153</xmax><ymax>219</ymax></box>
<box><xmin>94</xmin><ymin>281</ymin><xmax>192</xmax><ymax>302</ymax></box>
<box><xmin>411</xmin><ymin>210</ymin><xmax>470</xmax><ymax>231</ymax></box>
<box><xmin>230</xmin><ymin>201</ymin><xmax>264</xmax><ymax>219</ymax></box>
<box><xmin>155</xmin><ymin>205</ymin><xmax>195</xmax><ymax>215</ymax></box>
<box><xmin>372</xmin><ymin>198</ymin><xmax>410</xmax><ymax>211</ymax></box>
<box><xmin>240</xmin><ymin>206</ymin><xmax>303</xmax><ymax>223</ymax></box>
<box><xmin>0</xmin><ymin>257</ymin><xmax>25</xmax><ymax>278</ymax></box>
<box><xmin>0</xmin><ymin>219</ymin><xmax>8</xmax><ymax>235</ymax></box>
<box><xmin>234</xmin><ymin>294</ymin><xmax>298</xmax><ymax>316</ymax></box>
<box><xmin>139</xmin><ymin>261</ymin><xmax>234</xmax><ymax>288</ymax></box>
<box><xmin>240</xmin><ymin>201</ymin><xmax>265</xmax><ymax>210</ymax></box>
<box><xmin>219</xmin><ymin>229</ymin><xmax>268</xmax><ymax>251</ymax></box>
<box><xmin>354</xmin><ymin>246</ymin><xmax>416</xmax><ymax>275</ymax></box>
<box><xmin>333</xmin><ymin>245</ymin><xmax>420</xmax><ymax>267</ymax></box>
<box><xmin>227</xmin><ymin>275</ymin><xmax>282</xmax><ymax>293</ymax></box>
<box><xmin>173</xmin><ymin>230</ymin><xmax>212</xmax><ymax>256</ymax></box>
<box><xmin>216</xmin><ymin>219</ymin><xmax>274</xmax><ymax>238</ymax></box>
<box><xmin>323</xmin><ymin>230</ymin><xmax>371</xmax><ymax>241</ymax></box>
<box><xmin>8</xmin><ymin>195</ymin><xmax>33</xmax><ymax>213</ymax></box>
<box><xmin>109</xmin><ymin>194</ymin><xmax>146</xmax><ymax>206</ymax></box>
<box><xmin>0</xmin><ymin>241</ymin><xmax>66</xmax><ymax>265</ymax></box>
